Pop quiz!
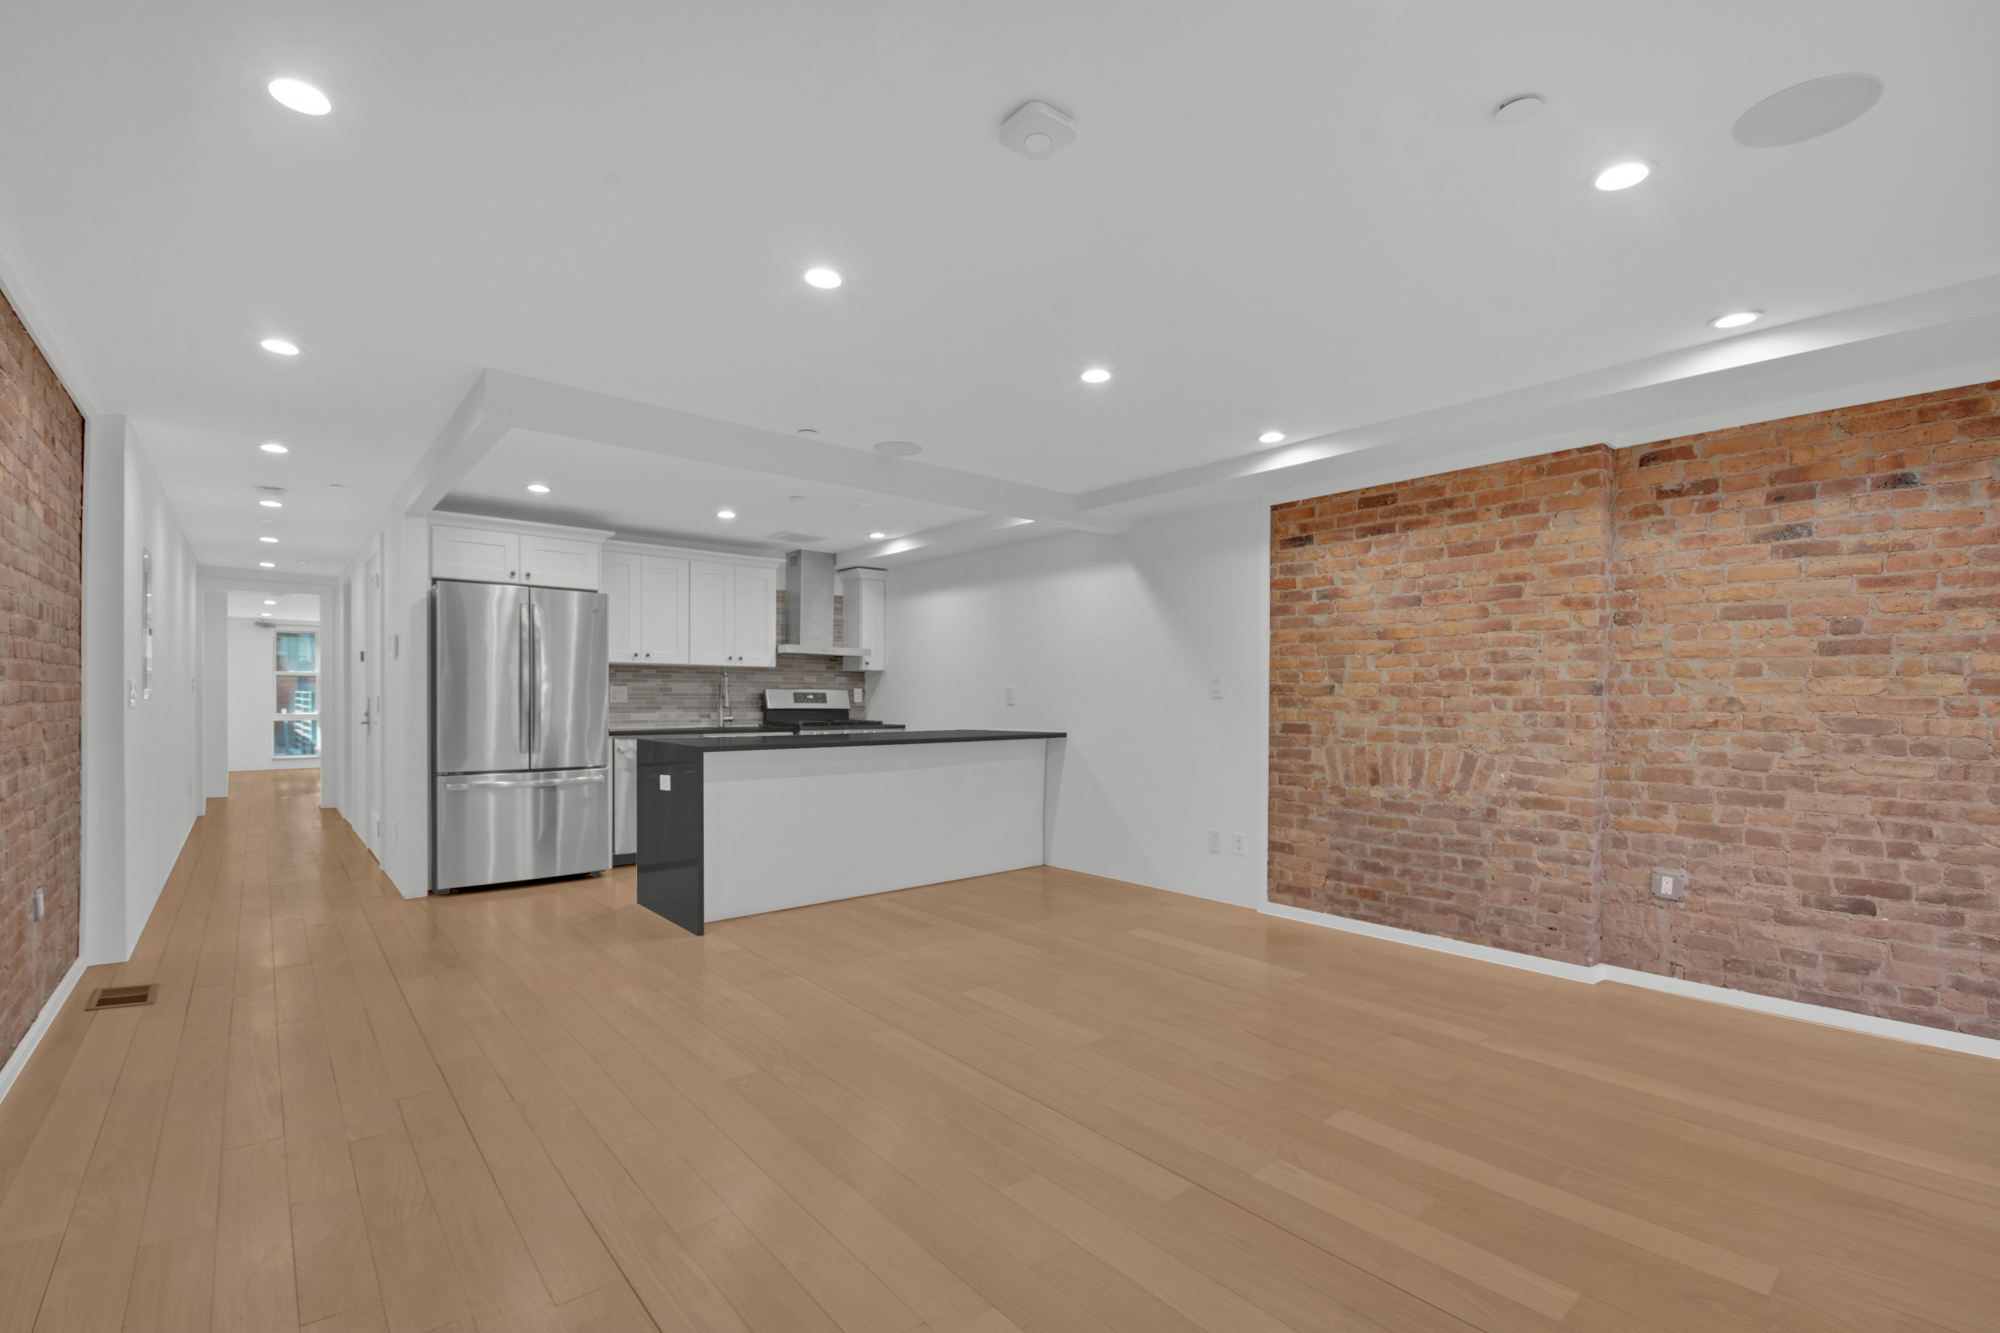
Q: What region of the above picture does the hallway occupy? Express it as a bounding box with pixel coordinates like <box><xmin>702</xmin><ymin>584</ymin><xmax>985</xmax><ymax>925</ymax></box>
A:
<box><xmin>1</xmin><ymin>770</ymin><xmax>1996</xmax><ymax>1332</ymax></box>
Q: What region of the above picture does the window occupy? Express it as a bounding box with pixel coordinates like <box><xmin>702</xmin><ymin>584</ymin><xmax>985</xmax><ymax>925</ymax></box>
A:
<box><xmin>273</xmin><ymin>629</ymin><xmax>320</xmax><ymax>757</ymax></box>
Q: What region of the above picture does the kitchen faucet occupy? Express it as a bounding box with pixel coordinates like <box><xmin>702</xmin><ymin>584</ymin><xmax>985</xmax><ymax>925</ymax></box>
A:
<box><xmin>719</xmin><ymin>669</ymin><xmax>732</xmax><ymax>727</ymax></box>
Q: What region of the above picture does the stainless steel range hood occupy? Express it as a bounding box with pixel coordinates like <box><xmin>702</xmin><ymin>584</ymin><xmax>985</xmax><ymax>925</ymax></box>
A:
<box><xmin>782</xmin><ymin>550</ymin><xmax>837</xmax><ymax>653</ymax></box>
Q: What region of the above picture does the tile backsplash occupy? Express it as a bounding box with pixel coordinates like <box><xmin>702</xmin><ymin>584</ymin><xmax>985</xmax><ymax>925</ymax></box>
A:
<box><xmin>607</xmin><ymin>591</ymin><xmax>867</xmax><ymax>728</ymax></box>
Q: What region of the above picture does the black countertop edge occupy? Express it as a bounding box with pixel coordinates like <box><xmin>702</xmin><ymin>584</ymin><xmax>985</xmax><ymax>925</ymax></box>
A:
<box><xmin>637</xmin><ymin>729</ymin><xmax>1066</xmax><ymax>756</ymax></box>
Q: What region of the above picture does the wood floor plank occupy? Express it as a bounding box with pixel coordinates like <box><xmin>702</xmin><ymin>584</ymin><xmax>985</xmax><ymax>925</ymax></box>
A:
<box><xmin>5</xmin><ymin>770</ymin><xmax>1997</xmax><ymax>1333</ymax></box>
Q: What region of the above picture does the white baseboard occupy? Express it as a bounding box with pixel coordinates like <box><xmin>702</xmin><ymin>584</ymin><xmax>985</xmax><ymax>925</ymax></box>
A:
<box><xmin>1260</xmin><ymin>901</ymin><xmax>2000</xmax><ymax>1063</ymax></box>
<box><xmin>0</xmin><ymin>958</ymin><xmax>88</xmax><ymax>1106</ymax></box>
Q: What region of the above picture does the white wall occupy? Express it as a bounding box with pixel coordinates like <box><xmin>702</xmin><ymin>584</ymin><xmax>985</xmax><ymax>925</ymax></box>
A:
<box><xmin>81</xmin><ymin>417</ymin><xmax>203</xmax><ymax>964</ymax></box>
<box><xmin>226</xmin><ymin>617</ymin><xmax>321</xmax><ymax>771</ymax></box>
<box><xmin>336</xmin><ymin>513</ymin><xmax>432</xmax><ymax>896</ymax></box>
<box><xmin>870</xmin><ymin>501</ymin><xmax>1270</xmax><ymax>906</ymax></box>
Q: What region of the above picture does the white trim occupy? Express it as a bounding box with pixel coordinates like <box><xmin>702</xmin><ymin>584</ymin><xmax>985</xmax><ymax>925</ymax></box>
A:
<box><xmin>1260</xmin><ymin>901</ymin><xmax>2000</xmax><ymax>1062</ymax></box>
<box><xmin>0</xmin><ymin>959</ymin><xmax>87</xmax><ymax>1106</ymax></box>
<box><xmin>602</xmin><ymin>537</ymin><xmax>786</xmax><ymax>568</ymax></box>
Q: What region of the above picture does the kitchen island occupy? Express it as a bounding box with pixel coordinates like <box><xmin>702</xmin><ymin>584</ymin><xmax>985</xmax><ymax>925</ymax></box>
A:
<box><xmin>635</xmin><ymin>729</ymin><xmax>1066</xmax><ymax>934</ymax></box>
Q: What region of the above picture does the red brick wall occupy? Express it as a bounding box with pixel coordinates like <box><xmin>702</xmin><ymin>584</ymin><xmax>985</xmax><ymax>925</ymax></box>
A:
<box><xmin>0</xmin><ymin>290</ymin><xmax>84</xmax><ymax>1066</ymax></box>
<box><xmin>1272</xmin><ymin>381</ymin><xmax>2000</xmax><ymax>1038</ymax></box>
<box><xmin>1271</xmin><ymin>448</ymin><xmax>1615</xmax><ymax>966</ymax></box>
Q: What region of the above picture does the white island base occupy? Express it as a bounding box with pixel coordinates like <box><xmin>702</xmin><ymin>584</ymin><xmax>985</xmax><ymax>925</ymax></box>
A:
<box><xmin>701</xmin><ymin>737</ymin><xmax>1054</xmax><ymax>922</ymax></box>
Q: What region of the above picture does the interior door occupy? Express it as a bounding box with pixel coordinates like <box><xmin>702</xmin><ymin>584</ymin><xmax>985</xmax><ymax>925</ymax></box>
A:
<box><xmin>688</xmin><ymin>561</ymin><xmax>732</xmax><ymax>665</ymax></box>
<box><xmin>434</xmin><ymin>580</ymin><xmax>532</xmax><ymax>774</ymax></box>
<box><xmin>732</xmin><ymin>562</ymin><xmax>775</xmax><ymax>666</ymax></box>
<box><xmin>529</xmin><ymin>587</ymin><xmax>608</xmax><ymax>771</ymax></box>
<box><xmin>638</xmin><ymin>556</ymin><xmax>688</xmax><ymax>663</ymax></box>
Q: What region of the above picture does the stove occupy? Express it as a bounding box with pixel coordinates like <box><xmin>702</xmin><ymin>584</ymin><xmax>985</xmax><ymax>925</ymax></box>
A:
<box><xmin>762</xmin><ymin>688</ymin><xmax>905</xmax><ymax>736</ymax></box>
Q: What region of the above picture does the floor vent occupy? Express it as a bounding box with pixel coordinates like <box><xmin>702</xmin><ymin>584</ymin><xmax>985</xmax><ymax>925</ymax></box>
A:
<box><xmin>85</xmin><ymin>984</ymin><xmax>158</xmax><ymax>1011</ymax></box>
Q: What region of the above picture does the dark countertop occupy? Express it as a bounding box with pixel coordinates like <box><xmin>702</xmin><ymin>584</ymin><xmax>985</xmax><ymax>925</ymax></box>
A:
<box><xmin>638</xmin><ymin>728</ymin><xmax>1066</xmax><ymax>758</ymax></box>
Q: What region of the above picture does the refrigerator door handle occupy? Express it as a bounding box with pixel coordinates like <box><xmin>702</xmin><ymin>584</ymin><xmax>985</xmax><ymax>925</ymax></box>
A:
<box><xmin>518</xmin><ymin>600</ymin><xmax>533</xmax><ymax>755</ymax></box>
<box><xmin>528</xmin><ymin>597</ymin><xmax>543</xmax><ymax>759</ymax></box>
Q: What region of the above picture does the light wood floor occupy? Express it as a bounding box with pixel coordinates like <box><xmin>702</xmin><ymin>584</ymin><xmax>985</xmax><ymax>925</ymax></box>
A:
<box><xmin>3</xmin><ymin>771</ymin><xmax>1997</xmax><ymax>1332</ymax></box>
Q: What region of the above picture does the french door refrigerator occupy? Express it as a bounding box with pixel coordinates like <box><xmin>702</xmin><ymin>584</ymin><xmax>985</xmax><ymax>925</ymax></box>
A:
<box><xmin>432</xmin><ymin>579</ymin><xmax>610</xmax><ymax>892</ymax></box>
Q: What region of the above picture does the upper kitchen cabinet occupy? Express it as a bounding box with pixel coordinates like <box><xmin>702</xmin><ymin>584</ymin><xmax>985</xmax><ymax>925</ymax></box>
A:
<box><xmin>431</xmin><ymin>523</ymin><xmax>519</xmax><ymax>584</ymax></box>
<box><xmin>520</xmin><ymin>533</ymin><xmax>598</xmax><ymax>590</ymax></box>
<box><xmin>839</xmin><ymin>566</ymin><xmax>887</xmax><ymax>669</ymax></box>
<box><xmin>603</xmin><ymin>547</ymin><xmax>690</xmax><ymax>664</ymax></box>
<box><xmin>429</xmin><ymin>517</ymin><xmax>612</xmax><ymax>590</ymax></box>
<box><xmin>689</xmin><ymin>557</ymin><xmax>778</xmax><ymax>667</ymax></box>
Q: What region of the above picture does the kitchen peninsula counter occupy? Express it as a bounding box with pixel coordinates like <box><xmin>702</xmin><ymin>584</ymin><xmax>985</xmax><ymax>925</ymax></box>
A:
<box><xmin>635</xmin><ymin>729</ymin><xmax>1065</xmax><ymax>934</ymax></box>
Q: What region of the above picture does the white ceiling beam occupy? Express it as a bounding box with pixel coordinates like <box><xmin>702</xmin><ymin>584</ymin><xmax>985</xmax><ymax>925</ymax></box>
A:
<box><xmin>1070</xmin><ymin>272</ymin><xmax>2000</xmax><ymax>525</ymax></box>
<box><xmin>474</xmin><ymin>370</ymin><xmax>1125</xmax><ymax>534</ymax></box>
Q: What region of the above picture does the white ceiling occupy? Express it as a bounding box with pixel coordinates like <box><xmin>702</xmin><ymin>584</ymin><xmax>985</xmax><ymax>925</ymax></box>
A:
<box><xmin>440</xmin><ymin>429</ymin><xmax>983</xmax><ymax>554</ymax></box>
<box><xmin>225</xmin><ymin>590</ymin><xmax>320</xmax><ymax>621</ymax></box>
<box><xmin>3</xmin><ymin>2</ymin><xmax>1998</xmax><ymax>570</ymax></box>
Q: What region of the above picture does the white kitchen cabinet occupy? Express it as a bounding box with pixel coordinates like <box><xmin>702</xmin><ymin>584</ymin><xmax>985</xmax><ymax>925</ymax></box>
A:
<box><xmin>638</xmin><ymin>556</ymin><xmax>689</xmax><ymax>663</ymax></box>
<box><xmin>731</xmin><ymin>562</ymin><xmax>775</xmax><ymax>667</ymax></box>
<box><xmin>431</xmin><ymin>524</ymin><xmax>520</xmax><ymax>584</ymax></box>
<box><xmin>689</xmin><ymin>559</ymin><xmax>775</xmax><ymax>667</ymax></box>
<box><xmin>839</xmin><ymin>566</ymin><xmax>887</xmax><ymax>669</ymax></box>
<box><xmin>602</xmin><ymin>555</ymin><xmax>638</xmax><ymax>660</ymax></box>
<box><xmin>605</xmin><ymin>552</ymin><xmax>691</xmax><ymax>663</ymax></box>
<box><xmin>520</xmin><ymin>533</ymin><xmax>599</xmax><ymax>590</ymax></box>
<box><xmin>431</xmin><ymin>518</ymin><xmax>611</xmax><ymax>589</ymax></box>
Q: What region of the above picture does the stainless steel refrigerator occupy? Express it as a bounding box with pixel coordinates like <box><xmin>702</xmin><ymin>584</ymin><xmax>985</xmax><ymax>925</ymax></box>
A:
<box><xmin>432</xmin><ymin>579</ymin><xmax>610</xmax><ymax>892</ymax></box>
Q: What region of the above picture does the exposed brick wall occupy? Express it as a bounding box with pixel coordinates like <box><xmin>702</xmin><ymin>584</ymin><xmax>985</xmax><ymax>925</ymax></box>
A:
<box><xmin>1271</xmin><ymin>448</ymin><xmax>1614</xmax><ymax>965</ymax></box>
<box><xmin>0</xmin><ymin>290</ymin><xmax>84</xmax><ymax>1067</ymax></box>
<box><xmin>1272</xmin><ymin>381</ymin><xmax>2000</xmax><ymax>1038</ymax></box>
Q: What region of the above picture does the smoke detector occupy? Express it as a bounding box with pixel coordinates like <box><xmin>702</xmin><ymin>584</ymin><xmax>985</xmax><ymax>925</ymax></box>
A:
<box><xmin>1000</xmin><ymin>101</ymin><xmax>1076</xmax><ymax>161</ymax></box>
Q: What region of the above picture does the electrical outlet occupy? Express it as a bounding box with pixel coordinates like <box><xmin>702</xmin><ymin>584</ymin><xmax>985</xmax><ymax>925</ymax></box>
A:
<box><xmin>1208</xmin><ymin>676</ymin><xmax>1223</xmax><ymax>699</ymax></box>
<box><xmin>1005</xmin><ymin>686</ymin><xmax>1016</xmax><ymax>707</ymax></box>
<box><xmin>853</xmin><ymin>686</ymin><xmax>865</xmax><ymax>704</ymax></box>
<box><xmin>1207</xmin><ymin>830</ymin><xmax>1221</xmax><ymax>854</ymax></box>
<box><xmin>1231</xmin><ymin>833</ymin><xmax>1247</xmax><ymax>857</ymax></box>
<box><xmin>30</xmin><ymin>888</ymin><xmax>43</xmax><ymax>922</ymax></box>
<box><xmin>1650</xmin><ymin>867</ymin><xmax>1688</xmax><ymax>902</ymax></box>
<box><xmin>609</xmin><ymin>685</ymin><xmax>629</xmax><ymax>703</ymax></box>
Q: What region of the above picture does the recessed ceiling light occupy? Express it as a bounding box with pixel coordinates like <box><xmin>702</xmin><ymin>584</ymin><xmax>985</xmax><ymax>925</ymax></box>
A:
<box><xmin>260</xmin><ymin>536</ymin><xmax>279</xmax><ymax>543</ymax></box>
<box><xmin>258</xmin><ymin>561</ymin><xmax>276</xmax><ymax>568</ymax></box>
<box><xmin>1592</xmin><ymin>161</ymin><xmax>1652</xmax><ymax>191</ymax></box>
<box><xmin>526</xmin><ymin>483</ymin><xmax>550</xmax><ymax>493</ymax></box>
<box><xmin>873</xmin><ymin>441</ymin><xmax>921</xmax><ymax>457</ymax></box>
<box><xmin>869</xmin><ymin>532</ymin><xmax>887</xmax><ymax>540</ymax></box>
<box><xmin>259</xmin><ymin>499</ymin><xmax>283</xmax><ymax>508</ymax></box>
<box><xmin>267</xmin><ymin>78</ymin><xmax>331</xmax><ymax>116</ymax></box>
<box><xmin>1080</xmin><ymin>367</ymin><xmax>1111</xmax><ymax>384</ymax></box>
<box><xmin>1710</xmin><ymin>310</ymin><xmax>1761</xmax><ymax>329</ymax></box>
<box><xmin>717</xmin><ymin>509</ymin><xmax>736</xmax><ymax>519</ymax></box>
<box><xmin>797</xmin><ymin>428</ymin><xmax>818</xmax><ymax>435</ymax></box>
<box><xmin>260</xmin><ymin>442</ymin><xmax>288</xmax><ymax>453</ymax></box>
<box><xmin>790</xmin><ymin>495</ymin><xmax>807</xmax><ymax>502</ymax></box>
<box><xmin>1259</xmin><ymin>431</ymin><xmax>1285</xmax><ymax>444</ymax></box>
<box><xmin>264</xmin><ymin>600</ymin><xmax>278</xmax><ymax>606</ymax></box>
<box><xmin>260</xmin><ymin>338</ymin><xmax>299</xmax><ymax>355</ymax></box>
<box><xmin>803</xmin><ymin>268</ymin><xmax>842</xmax><ymax>289</ymax></box>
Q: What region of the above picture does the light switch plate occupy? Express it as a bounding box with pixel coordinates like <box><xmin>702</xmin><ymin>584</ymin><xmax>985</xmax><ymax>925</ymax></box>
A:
<box><xmin>1650</xmin><ymin>867</ymin><xmax>1688</xmax><ymax>901</ymax></box>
